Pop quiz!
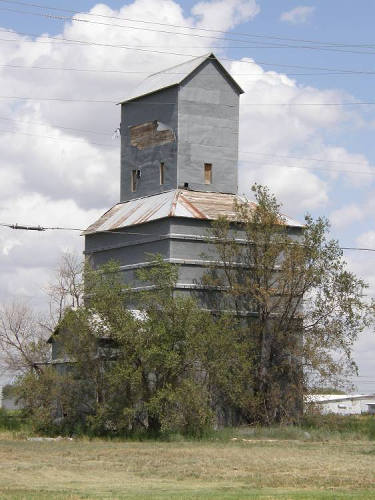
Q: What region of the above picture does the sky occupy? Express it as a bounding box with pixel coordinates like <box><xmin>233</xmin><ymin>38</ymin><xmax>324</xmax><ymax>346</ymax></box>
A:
<box><xmin>0</xmin><ymin>0</ymin><xmax>375</xmax><ymax>392</ymax></box>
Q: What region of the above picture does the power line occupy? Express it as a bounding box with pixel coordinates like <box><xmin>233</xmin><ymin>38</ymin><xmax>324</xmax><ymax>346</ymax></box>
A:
<box><xmin>0</xmin><ymin>30</ymin><xmax>319</xmax><ymax>63</ymax></box>
<box><xmin>239</xmin><ymin>157</ymin><xmax>373</xmax><ymax>176</ymax></box>
<box><xmin>2</xmin><ymin>62</ymin><xmax>375</xmax><ymax>77</ymax></box>
<box><xmin>3</xmin><ymin>222</ymin><xmax>375</xmax><ymax>255</ymax></box>
<box><xmin>341</xmin><ymin>248</ymin><xmax>375</xmax><ymax>252</ymax></box>
<box><xmin>2</xmin><ymin>27</ymin><xmax>375</xmax><ymax>76</ymax></box>
<box><xmin>0</xmin><ymin>113</ymin><xmax>371</xmax><ymax>168</ymax></box>
<box><xmin>0</xmin><ymin>222</ymin><xmax>82</xmax><ymax>231</ymax></box>
<box><xmin>179</xmin><ymin>142</ymin><xmax>373</xmax><ymax>171</ymax></box>
<box><xmin>1</xmin><ymin>94</ymin><xmax>375</xmax><ymax>107</ymax></box>
<box><xmin>0</xmin><ymin>114</ymin><xmax>373</xmax><ymax>174</ymax></box>
<box><xmin>0</xmin><ymin>5</ymin><xmax>286</xmax><ymax>46</ymax></box>
<box><xmin>0</xmin><ymin>120</ymin><xmax>373</xmax><ymax>174</ymax></box>
<box><xmin>8</xmin><ymin>33</ymin><xmax>370</xmax><ymax>54</ymax></box>
<box><xmin>0</xmin><ymin>127</ymin><xmax>116</xmax><ymax>147</ymax></box>
<box><xmin>0</xmin><ymin>95</ymin><xmax>116</xmax><ymax>103</ymax></box>
<box><xmin>238</xmin><ymin>151</ymin><xmax>371</xmax><ymax>168</ymax></box>
<box><xmin>0</xmin><ymin>116</ymin><xmax>113</xmax><ymax>136</ymax></box>
<box><xmin>2</xmin><ymin>0</ymin><xmax>375</xmax><ymax>56</ymax></box>
<box><xmin>3</xmin><ymin>0</ymin><xmax>375</xmax><ymax>50</ymax></box>
<box><xmin>0</xmin><ymin>127</ymin><xmax>373</xmax><ymax>176</ymax></box>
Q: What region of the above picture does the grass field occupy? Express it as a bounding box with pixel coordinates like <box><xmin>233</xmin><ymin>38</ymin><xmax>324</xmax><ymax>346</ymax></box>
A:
<box><xmin>1</xmin><ymin>429</ymin><xmax>375</xmax><ymax>499</ymax></box>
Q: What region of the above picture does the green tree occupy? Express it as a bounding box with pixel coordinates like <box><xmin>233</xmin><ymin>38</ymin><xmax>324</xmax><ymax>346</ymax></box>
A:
<box><xmin>203</xmin><ymin>184</ymin><xmax>374</xmax><ymax>424</ymax></box>
<box><xmin>84</xmin><ymin>257</ymin><xmax>242</xmax><ymax>435</ymax></box>
<box><xmin>16</xmin><ymin>185</ymin><xmax>372</xmax><ymax>432</ymax></box>
<box><xmin>17</xmin><ymin>258</ymin><xmax>245</xmax><ymax>436</ymax></box>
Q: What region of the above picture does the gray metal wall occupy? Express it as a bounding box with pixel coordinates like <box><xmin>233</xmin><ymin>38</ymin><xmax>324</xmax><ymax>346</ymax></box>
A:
<box><xmin>85</xmin><ymin>218</ymin><xmax>216</xmax><ymax>291</ymax></box>
<box><xmin>120</xmin><ymin>60</ymin><xmax>240</xmax><ymax>202</ymax></box>
<box><xmin>85</xmin><ymin>216</ymin><xmax>303</xmax><ymax>312</ymax></box>
<box><xmin>177</xmin><ymin>59</ymin><xmax>240</xmax><ymax>194</ymax></box>
<box><xmin>120</xmin><ymin>87</ymin><xmax>179</xmax><ymax>202</ymax></box>
<box><xmin>85</xmin><ymin>218</ymin><xmax>171</xmax><ymax>267</ymax></box>
<box><xmin>85</xmin><ymin>217</ymin><xmax>232</xmax><ymax>304</ymax></box>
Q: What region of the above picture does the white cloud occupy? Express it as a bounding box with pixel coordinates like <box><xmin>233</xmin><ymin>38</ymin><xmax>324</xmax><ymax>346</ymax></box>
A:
<box><xmin>280</xmin><ymin>6</ymin><xmax>315</xmax><ymax>24</ymax></box>
<box><xmin>356</xmin><ymin>230</ymin><xmax>375</xmax><ymax>249</ymax></box>
<box><xmin>228</xmin><ymin>58</ymin><xmax>354</xmax><ymax>214</ymax></box>
<box><xmin>0</xmin><ymin>194</ymin><xmax>101</xmax><ymax>306</ymax></box>
<box><xmin>0</xmin><ymin>112</ymin><xmax>118</xmax><ymax>210</ymax></box>
<box><xmin>192</xmin><ymin>0</ymin><xmax>260</xmax><ymax>30</ymax></box>
<box><xmin>330</xmin><ymin>204</ymin><xmax>364</xmax><ymax>229</ymax></box>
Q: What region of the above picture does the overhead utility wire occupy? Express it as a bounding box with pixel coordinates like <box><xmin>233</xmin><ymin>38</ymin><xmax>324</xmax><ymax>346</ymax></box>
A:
<box><xmin>0</xmin><ymin>95</ymin><xmax>116</xmax><ymax>103</ymax></box>
<box><xmin>238</xmin><ymin>150</ymin><xmax>371</xmax><ymax>167</ymax></box>
<box><xmin>0</xmin><ymin>127</ymin><xmax>116</xmax><ymax>147</ymax></box>
<box><xmin>1</xmin><ymin>95</ymin><xmax>375</xmax><ymax>107</ymax></box>
<box><xmin>342</xmin><ymin>247</ymin><xmax>375</xmax><ymax>252</ymax></box>
<box><xmin>0</xmin><ymin>128</ymin><xmax>374</xmax><ymax>175</ymax></box>
<box><xmin>0</xmin><ymin>115</ymin><xmax>368</xmax><ymax>166</ymax></box>
<box><xmin>3</xmin><ymin>222</ymin><xmax>375</xmax><ymax>254</ymax></box>
<box><xmin>2</xmin><ymin>63</ymin><xmax>375</xmax><ymax>77</ymax></box>
<box><xmin>0</xmin><ymin>222</ymin><xmax>82</xmax><ymax>231</ymax></box>
<box><xmin>0</xmin><ymin>6</ymin><xmax>291</xmax><ymax>45</ymax></box>
<box><xmin>221</xmin><ymin>156</ymin><xmax>374</xmax><ymax>176</ymax></box>
<box><xmin>0</xmin><ymin>116</ymin><xmax>113</xmax><ymax>136</ymax></box>
<box><xmin>0</xmin><ymin>118</ymin><xmax>372</xmax><ymax>170</ymax></box>
<box><xmin>1</xmin><ymin>27</ymin><xmax>375</xmax><ymax>76</ymax></box>
<box><xmin>3</xmin><ymin>6</ymin><xmax>375</xmax><ymax>57</ymax></box>
<box><xmin>3</xmin><ymin>38</ymin><xmax>375</xmax><ymax>55</ymax></box>
<box><xmin>0</xmin><ymin>129</ymin><xmax>373</xmax><ymax>178</ymax></box>
<box><xmin>2</xmin><ymin>0</ymin><xmax>375</xmax><ymax>50</ymax></box>
<box><xmin>2</xmin><ymin>0</ymin><xmax>375</xmax><ymax>49</ymax></box>
<box><xmin>0</xmin><ymin>31</ymin><xmax>338</xmax><ymax>57</ymax></box>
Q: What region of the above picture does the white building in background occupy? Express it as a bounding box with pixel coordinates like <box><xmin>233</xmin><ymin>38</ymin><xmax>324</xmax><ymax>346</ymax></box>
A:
<box><xmin>306</xmin><ymin>394</ymin><xmax>375</xmax><ymax>415</ymax></box>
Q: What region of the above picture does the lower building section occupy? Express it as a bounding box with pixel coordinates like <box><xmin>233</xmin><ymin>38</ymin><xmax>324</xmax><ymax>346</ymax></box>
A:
<box><xmin>85</xmin><ymin>217</ymin><xmax>227</xmax><ymax>307</ymax></box>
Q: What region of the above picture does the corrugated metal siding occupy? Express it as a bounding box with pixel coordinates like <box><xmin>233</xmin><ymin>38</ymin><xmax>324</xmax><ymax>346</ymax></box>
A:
<box><xmin>120</xmin><ymin>86</ymin><xmax>179</xmax><ymax>202</ymax></box>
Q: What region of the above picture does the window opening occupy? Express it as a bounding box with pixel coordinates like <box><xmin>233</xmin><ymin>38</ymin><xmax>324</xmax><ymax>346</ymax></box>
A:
<box><xmin>160</xmin><ymin>162</ymin><xmax>165</xmax><ymax>185</ymax></box>
<box><xmin>131</xmin><ymin>169</ymin><xmax>137</xmax><ymax>192</ymax></box>
<box><xmin>204</xmin><ymin>163</ymin><xmax>212</xmax><ymax>184</ymax></box>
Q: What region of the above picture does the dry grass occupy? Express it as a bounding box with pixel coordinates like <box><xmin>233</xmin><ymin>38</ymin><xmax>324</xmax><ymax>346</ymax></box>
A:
<box><xmin>0</xmin><ymin>432</ymin><xmax>375</xmax><ymax>499</ymax></box>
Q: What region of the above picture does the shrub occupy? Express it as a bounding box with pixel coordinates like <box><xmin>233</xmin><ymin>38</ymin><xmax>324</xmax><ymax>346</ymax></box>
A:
<box><xmin>0</xmin><ymin>408</ymin><xmax>23</xmax><ymax>431</ymax></box>
<box><xmin>302</xmin><ymin>413</ymin><xmax>375</xmax><ymax>440</ymax></box>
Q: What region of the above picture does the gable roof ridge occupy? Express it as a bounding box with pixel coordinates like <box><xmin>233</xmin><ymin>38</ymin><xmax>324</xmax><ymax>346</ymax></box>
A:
<box><xmin>148</xmin><ymin>53</ymin><xmax>212</xmax><ymax>79</ymax></box>
<box><xmin>118</xmin><ymin>52</ymin><xmax>243</xmax><ymax>104</ymax></box>
<box><xmin>169</xmin><ymin>189</ymin><xmax>181</xmax><ymax>217</ymax></box>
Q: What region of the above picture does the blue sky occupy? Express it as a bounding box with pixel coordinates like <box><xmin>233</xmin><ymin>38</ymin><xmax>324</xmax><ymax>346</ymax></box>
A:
<box><xmin>0</xmin><ymin>0</ymin><xmax>375</xmax><ymax>391</ymax></box>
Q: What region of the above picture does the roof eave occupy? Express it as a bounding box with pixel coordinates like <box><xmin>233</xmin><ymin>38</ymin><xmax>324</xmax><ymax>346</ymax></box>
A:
<box><xmin>117</xmin><ymin>83</ymin><xmax>179</xmax><ymax>105</ymax></box>
<box><xmin>117</xmin><ymin>53</ymin><xmax>244</xmax><ymax>105</ymax></box>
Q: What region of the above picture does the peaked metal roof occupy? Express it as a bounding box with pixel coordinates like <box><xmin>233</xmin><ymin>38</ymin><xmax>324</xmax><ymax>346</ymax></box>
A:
<box><xmin>119</xmin><ymin>53</ymin><xmax>244</xmax><ymax>104</ymax></box>
<box><xmin>84</xmin><ymin>190</ymin><xmax>302</xmax><ymax>234</ymax></box>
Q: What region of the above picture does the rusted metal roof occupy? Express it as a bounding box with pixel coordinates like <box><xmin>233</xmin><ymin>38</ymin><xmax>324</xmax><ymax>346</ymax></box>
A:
<box><xmin>118</xmin><ymin>53</ymin><xmax>244</xmax><ymax>104</ymax></box>
<box><xmin>84</xmin><ymin>190</ymin><xmax>302</xmax><ymax>234</ymax></box>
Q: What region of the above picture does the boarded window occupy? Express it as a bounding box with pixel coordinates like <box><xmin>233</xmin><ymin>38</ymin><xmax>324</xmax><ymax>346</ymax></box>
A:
<box><xmin>131</xmin><ymin>169</ymin><xmax>137</xmax><ymax>192</ymax></box>
<box><xmin>160</xmin><ymin>162</ymin><xmax>165</xmax><ymax>185</ymax></box>
<box><xmin>204</xmin><ymin>163</ymin><xmax>212</xmax><ymax>184</ymax></box>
